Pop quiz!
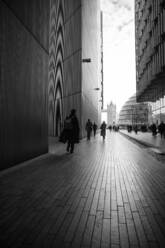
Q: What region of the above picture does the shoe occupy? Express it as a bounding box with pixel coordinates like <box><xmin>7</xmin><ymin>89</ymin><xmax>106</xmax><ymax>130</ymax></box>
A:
<box><xmin>70</xmin><ymin>150</ymin><xmax>74</xmax><ymax>153</ymax></box>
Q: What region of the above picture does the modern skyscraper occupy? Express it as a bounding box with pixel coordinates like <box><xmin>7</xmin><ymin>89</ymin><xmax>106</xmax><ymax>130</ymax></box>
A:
<box><xmin>135</xmin><ymin>0</ymin><xmax>165</xmax><ymax>123</ymax></box>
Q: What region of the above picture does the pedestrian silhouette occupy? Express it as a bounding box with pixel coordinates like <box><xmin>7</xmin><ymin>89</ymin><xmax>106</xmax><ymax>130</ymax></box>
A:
<box><xmin>150</xmin><ymin>123</ymin><xmax>157</xmax><ymax>136</ymax></box>
<box><xmin>134</xmin><ymin>125</ymin><xmax>138</xmax><ymax>134</ymax></box>
<box><xmin>85</xmin><ymin>119</ymin><xmax>93</xmax><ymax>140</ymax></box>
<box><xmin>158</xmin><ymin>121</ymin><xmax>165</xmax><ymax>139</ymax></box>
<box><xmin>100</xmin><ymin>121</ymin><xmax>107</xmax><ymax>140</ymax></box>
<box><xmin>108</xmin><ymin>125</ymin><xmax>112</xmax><ymax>132</ymax></box>
<box><xmin>66</xmin><ymin>109</ymin><xmax>80</xmax><ymax>153</ymax></box>
<box><xmin>59</xmin><ymin>116</ymin><xmax>70</xmax><ymax>143</ymax></box>
<box><xmin>93</xmin><ymin>122</ymin><xmax>97</xmax><ymax>137</ymax></box>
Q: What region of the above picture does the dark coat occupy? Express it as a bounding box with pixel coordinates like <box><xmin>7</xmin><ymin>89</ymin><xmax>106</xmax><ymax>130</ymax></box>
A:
<box><xmin>69</xmin><ymin>115</ymin><xmax>80</xmax><ymax>143</ymax></box>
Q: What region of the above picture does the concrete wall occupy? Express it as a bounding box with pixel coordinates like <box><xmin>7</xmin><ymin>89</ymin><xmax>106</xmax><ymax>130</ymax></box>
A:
<box><xmin>0</xmin><ymin>0</ymin><xmax>50</xmax><ymax>170</ymax></box>
<box><xmin>81</xmin><ymin>0</ymin><xmax>101</xmax><ymax>136</ymax></box>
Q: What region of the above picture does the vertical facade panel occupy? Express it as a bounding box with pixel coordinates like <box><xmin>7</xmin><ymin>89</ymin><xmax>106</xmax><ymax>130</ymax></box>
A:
<box><xmin>135</xmin><ymin>0</ymin><xmax>165</xmax><ymax>122</ymax></box>
<box><xmin>0</xmin><ymin>0</ymin><xmax>49</xmax><ymax>170</ymax></box>
<box><xmin>81</xmin><ymin>0</ymin><xmax>101</xmax><ymax>137</ymax></box>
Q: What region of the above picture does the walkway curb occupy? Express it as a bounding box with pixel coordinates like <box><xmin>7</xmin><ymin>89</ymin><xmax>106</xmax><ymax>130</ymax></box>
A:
<box><xmin>119</xmin><ymin>131</ymin><xmax>155</xmax><ymax>148</ymax></box>
<box><xmin>119</xmin><ymin>131</ymin><xmax>165</xmax><ymax>155</ymax></box>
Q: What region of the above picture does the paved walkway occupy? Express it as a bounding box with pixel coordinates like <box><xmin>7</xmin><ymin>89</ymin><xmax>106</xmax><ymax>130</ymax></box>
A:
<box><xmin>1</xmin><ymin>133</ymin><xmax>165</xmax><ymax>247</ymax></box>
<box><xmin>120</xmin><ymin>130</ymin><xmax>165</xmax><ymax>154</ymax></box>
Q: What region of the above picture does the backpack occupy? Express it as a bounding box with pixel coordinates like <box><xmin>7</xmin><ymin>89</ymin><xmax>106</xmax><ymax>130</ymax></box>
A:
<box><xmin>64</xmin><ymin>118</ymin><xmax>73</xmax><ymax>130</ymax></box>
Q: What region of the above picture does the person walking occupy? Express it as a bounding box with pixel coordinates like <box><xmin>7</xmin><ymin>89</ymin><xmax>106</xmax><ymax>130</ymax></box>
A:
<box><xmin>93</xmin><ymin>122</ymin><xmax>97</xmax><ymax>137</ymax></box>
<box><xmin>151</xmin><ymin>123</ymin><xmax>157</xmax><ymax>136</ymax></box>
<box><xmin>158</xmin><ymin>121</ymin><xmax>165</xmax><ymax>139</ymax></box>
<box><xmin>59</xmin><ymin>116</ymin><xmax>70</xmax><ymax>143</ymax></box>
<box><xmin>134</xmin><ymin>125</ymin><xmax>138</xmax><ymax>134</ymax></box>
<box><xmin>108</xmin><ymin>125</ymin><xmax>112</xmax><ymax>132</ymax></box>
<box><xmin>66</xmin><ymin>109</ymin><xmax>79</xmax><ymax>153</ymax></box>
<box><xmin>85</xmin><ymin>119</ymin><xmax>93</xmax><ymax>140</ymax></box>
<box><xmin>100</xmin><ymin>121</ymin><xmax>107</xmax><ymax>140</ymax></box>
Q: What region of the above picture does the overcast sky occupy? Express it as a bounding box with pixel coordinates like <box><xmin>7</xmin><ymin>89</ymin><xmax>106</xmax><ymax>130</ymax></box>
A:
<box><xmin>101</xmin><ymin>0</ymin><xmax>136</xmax><ymax>113</ymax></box>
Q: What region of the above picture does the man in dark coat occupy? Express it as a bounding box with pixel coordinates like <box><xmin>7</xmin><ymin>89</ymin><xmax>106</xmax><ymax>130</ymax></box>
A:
<box><xmin>66</xmin><ymin>109</ymin><xmax>80</xmax><ymax>153</ymax></box>
<box><xmin>93</xmin><ymin>122</ymin><xmax>97</xmax><ymax>137</ymax></box>
<box><xmin>158</xmin><ymin>121</ymin><xmax>165</xmax><ymax>139</ymax></box>
<box><xmin>85</xmin><ymin>119</ymin><xmax>93</xmax><ymax>140</ymax></box>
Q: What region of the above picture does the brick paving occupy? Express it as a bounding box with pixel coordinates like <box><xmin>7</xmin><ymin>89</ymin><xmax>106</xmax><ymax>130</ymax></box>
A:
<box><xmin>1</xmin><ymin>132</ymin><xmax>165</xmax><ymax>247</ymax></box>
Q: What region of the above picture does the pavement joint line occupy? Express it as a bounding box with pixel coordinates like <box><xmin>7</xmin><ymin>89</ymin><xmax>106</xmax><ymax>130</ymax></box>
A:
<box><xmin>1</xmin><ymin>132</ymin><xmax>165</xmax><ymax>247</ymax></box>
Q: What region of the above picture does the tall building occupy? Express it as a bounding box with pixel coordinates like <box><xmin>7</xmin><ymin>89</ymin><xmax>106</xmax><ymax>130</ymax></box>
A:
<box><xmin>135</xmin><ymin>0</ymin><xmax>165</xmax><ymax>123</ymax></box>
<box><xmin>107</xmin><ymin>102</ymin><xmax>116</xmax><ymax>126</ymax></box>
<box><xmin>49</xmin><ymin>0</ymin><xmax>102</xmax><ymax>139</ymax></box>
<box><xmin>0</xmin><ymin>0</ymin><xmax>101</xmax><ymax>170</ymax></box>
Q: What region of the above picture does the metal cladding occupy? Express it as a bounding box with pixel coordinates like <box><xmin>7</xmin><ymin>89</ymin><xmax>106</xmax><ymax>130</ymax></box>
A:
<box><xmin>0</xmin><ymin>0</ymin><xmax>101</xmax><ymax>170</ymax></box>
<box><xmin>0</xmin><ymin>0</ymin><xmax>50</xmax><ymax>170</ymax></box>
<box><xmin>48</xmin><ymin>0</ymin><xmax>102</xmax><ymax>138</ymax></box>
<box><xmin>49</xmin><ymin>0</ymin><xmax>65</xmax><ymax>137</ymax></box>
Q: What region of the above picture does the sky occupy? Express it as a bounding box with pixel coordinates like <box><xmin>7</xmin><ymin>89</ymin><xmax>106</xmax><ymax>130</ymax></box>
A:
<box><xmin>101</xmin><ymin>0</ymin><xmax>136</xmax><ymax>113</ymax></box>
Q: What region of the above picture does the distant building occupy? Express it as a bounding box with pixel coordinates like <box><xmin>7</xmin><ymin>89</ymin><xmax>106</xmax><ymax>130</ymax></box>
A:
<box><xmin>118</xmin><ymin>95</ymin><xmax>152</xmax><ymax>128</ymax></box>
<box><xmin>107</xmin><ymin>102</ymin><xmax>116</xmax><ymax>126</ymax></box>
<box><xmin>135</xmin><ymin>0</ymin><xmax>165</xmax><ymax>123</ymax></box>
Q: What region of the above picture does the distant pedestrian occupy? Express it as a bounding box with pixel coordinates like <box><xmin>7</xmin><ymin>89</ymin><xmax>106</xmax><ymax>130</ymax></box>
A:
<box><xmin>93</xmin><ymin>122</ymin><xmax>97</xmax><ymax>137</ymax></box>
<box><xmin>134</xmin><ymin>125</ymin><xmax>138</xmax><ymax>134</ymax></box>
<box><xmin>100</xmin><ymin>121</ymin><xmax>107</xmax><ymax>140</ymax></box>
<box><xmin>66</xmin><ymin>109</ymin><xmax>80</xmax><ymax>153</ymax></box>
<box><xmin>158</xmin><ymin>121</ymin><xmax>165</xmax><ymax>139</ymax></box>
<box><xmin>108</xmin><ymin>125</ymin><xmax>112</xmax><ymax>132</ymax></box>
<box><xmin>85</xmin><ymin>119</ymin><xmax>93</xmax><ymax>140</ymax></box>
<box><xmin>151</xmin><ymin>123</ymin><xmax>157</xmax><ymax>136</ymax></box>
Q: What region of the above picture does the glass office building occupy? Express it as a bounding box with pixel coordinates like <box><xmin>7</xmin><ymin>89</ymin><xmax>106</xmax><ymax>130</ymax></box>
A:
<box><xmin>119</xmin><ymin>95</ymin><xmax>152</xmax><ymax>128</ymax></box>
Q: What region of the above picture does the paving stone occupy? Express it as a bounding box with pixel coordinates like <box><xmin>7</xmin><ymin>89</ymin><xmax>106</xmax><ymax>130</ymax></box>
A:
<box><xmin>1</xmin><ymin>133</ymin><xmax>165</xmax><ymax>248</ymax></box>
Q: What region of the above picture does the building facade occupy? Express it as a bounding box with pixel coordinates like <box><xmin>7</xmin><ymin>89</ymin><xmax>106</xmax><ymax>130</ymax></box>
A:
<box><xmin>0</xmin><ymin>0</ymin><xmax>101</xmax><ymax>170</ymax></box>
<box><xmin>0</xmin><ymin>0</ymin><xmax>50</xmax><ymax>170</ymax></box>
<box><xmin>135</xmin><ymin>0</ymin><xmax>165</xmax><ymax>123</ymax></box>
<box><xmin>107</xmin><ymin>102</ymin><xmax>116</xmax><ymax>126</ymax></box>
<box><xmin>49</xmin><ymin>0</ymin><xmax>102</xmax><ymax>139</ymax></box>
<box><xmin>118</xmin><ymin>95</ymin><xmax>152</xmax><ymax>128</ymax></box>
